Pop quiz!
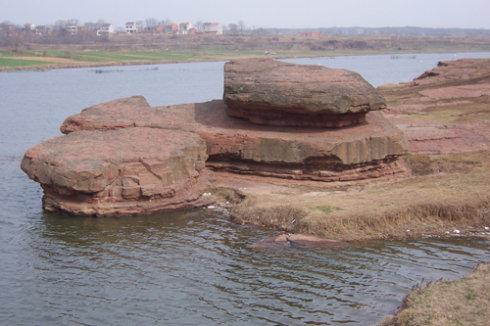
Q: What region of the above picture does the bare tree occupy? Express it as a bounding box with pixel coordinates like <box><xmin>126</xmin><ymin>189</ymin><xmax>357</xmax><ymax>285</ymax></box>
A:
<box><xmin>228</xmin><ymin>23</ymin><xmax>238</xmax><ymax>34</ymax></box>
<box><xmin>238</xmin><ymin>20</ymin><xmax>246</xmax><ymax>33</ymax></box>
<box><xmin>195</xmin><ymin>21</ymin><xmax>204</xmax><ymax>32</ymax></box>
<box><xmin>145</xmin><ymin>18</ymin><xmax>158</xmax><ymax>32</ymax></box>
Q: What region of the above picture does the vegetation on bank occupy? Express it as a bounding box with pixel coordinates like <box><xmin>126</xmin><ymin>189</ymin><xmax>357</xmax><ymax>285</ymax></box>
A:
<box><xmin>1</xmin><ymin>41</ymin><xmax>490</xmax><ymax>71</ymax></box>
<box><xmin>379</xmin><ymin>263</ymin><xmax>490</xmax><ymax>326</ymax></box>
<box><xmin>230</xmin><ymin>151</ymin><xmax>490</xmax><ymax>241</ymax></box>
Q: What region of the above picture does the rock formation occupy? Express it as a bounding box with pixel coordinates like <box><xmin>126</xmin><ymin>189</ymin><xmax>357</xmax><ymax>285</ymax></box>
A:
<box><xmin>61</xmin><ymin>100</ymin><xmax>407</xmax><ymax>182</ymax></box>
<box><xmin>250</xmin><ymin>233</ymin><xmax>348</xmax><ymax>250</ymax></box>
<box><xmin>224</xmin><ymin>58</ymin><xmax>386</xmax><ymax>127</ymax></box>
<box><xmin>22</xmin><ymin>58</ymin><xmax>408</xmax><ymax>216</ymax></box>
<box><xmin>380</xmin><ymin>58</ymin><xmax>490</xmax><ymax>154</ymax></box>
<box><xmin>21</xmin><ymin>128</ymin><xmax>209</xmax><ymax>216</ymax></box>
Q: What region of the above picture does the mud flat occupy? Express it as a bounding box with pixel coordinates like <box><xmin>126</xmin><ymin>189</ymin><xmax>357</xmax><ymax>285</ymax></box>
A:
<box><xmin>21</xmin><ymin>58</ymin><xmax>490</xmax><ymax>242</ymax></box>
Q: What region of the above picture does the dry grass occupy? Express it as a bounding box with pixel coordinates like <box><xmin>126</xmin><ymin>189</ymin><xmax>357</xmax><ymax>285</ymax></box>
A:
<box><xmin>232</xmin><ymin>203</ymin><xmax>305</xmax><ymax>232</ymax></box>
<box><xmin>230</xmin><ymin>151</ymin><xmax>490</xmax><ymax>241</ymax></box>
<box><xmin>379</xmin><ymin>263</ymin><xmax>490</xmax><ymax>326</ymax></box>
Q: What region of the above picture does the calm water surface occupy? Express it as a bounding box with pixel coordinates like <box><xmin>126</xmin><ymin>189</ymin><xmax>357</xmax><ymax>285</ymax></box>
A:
<box><xmin>1</xmin><ymin>52</ymin><xmax>490</xmax><ymax>325</ymax></box>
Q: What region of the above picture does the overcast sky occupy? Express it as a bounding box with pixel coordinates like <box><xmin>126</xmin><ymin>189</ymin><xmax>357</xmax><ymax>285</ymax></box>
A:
<box><xmin>1</xmin><ymin>0</ymin><xmax>489</xmax><ymax>29</ymax></box>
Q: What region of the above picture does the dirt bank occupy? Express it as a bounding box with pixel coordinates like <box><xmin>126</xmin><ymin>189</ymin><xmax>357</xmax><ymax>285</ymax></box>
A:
<box><xmin>379</xmin><ymin>262</ymin><xmax>490</xmax><ymax>326</ymax></box>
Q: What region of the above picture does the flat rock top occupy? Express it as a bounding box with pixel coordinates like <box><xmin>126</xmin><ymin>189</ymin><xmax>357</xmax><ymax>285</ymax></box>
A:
<box><xmin>22</xmin><ymin>127</ymin><xmax>206</xmax><ymax>193</ymax></box>
<box><xmin>224</xmin><ymin>58</ymin><xmax>386</xmax><ymax>115</ymax></box>
<box><xmin>414</xmin><ymin>59</ymin><xmax>490</xmax><ymax>85</ymax></box>
<box><xmin>380</xmin><ymin>58</ymin><xmax>490</xmax><ymax>155</ymax></box>
<box><xmin>61</xmin><ymin>98</ymin><xmax>406</xmax><ymax>165</ymax></box>
<box><xmin>61</xmin><ymin>96</ymin><xmax>152</xmax><ymax>133</ymax></box>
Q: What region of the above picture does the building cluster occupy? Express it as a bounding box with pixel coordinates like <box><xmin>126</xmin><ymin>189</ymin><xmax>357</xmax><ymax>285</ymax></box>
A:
<box><xmin>9</xmin><ymin>20</ymin><xmax>224</xmax><ymax>38</ymax></box>
<box><xmin>124</xmin><ymin>21</ymin><xmax>224</xmax><ymax>35</ymax></box>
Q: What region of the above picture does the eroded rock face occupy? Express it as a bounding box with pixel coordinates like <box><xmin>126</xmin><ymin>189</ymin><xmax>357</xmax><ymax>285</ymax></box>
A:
<box><xmin>21</xmin><ymin>127</ymin><xmax>209</xmax><ymax>216</ymax></box>
<box><xmin>223</xmin><ymin>58</ymin><xmax>386</xmax><ymax>127</ymax></box>
<box><xmin>61</xmin><ymin>99</ymin><xmax>408</xmax><ymax>182</ymax></box>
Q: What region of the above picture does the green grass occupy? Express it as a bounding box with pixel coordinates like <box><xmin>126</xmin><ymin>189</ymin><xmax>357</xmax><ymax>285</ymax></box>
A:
<box><xmin>0</xmin><ymin>57</ymin><xmax>48</xmax><ymax>68</ymax></box>
<box><xmin>26</xmin><ymin>49</ymin><xmax>223</xmax><ymax>63</ymax></box>
<box><xmin>315</xmin><ymin>205</ymin><xmax>341</xmax><ymax>215</ymax></box>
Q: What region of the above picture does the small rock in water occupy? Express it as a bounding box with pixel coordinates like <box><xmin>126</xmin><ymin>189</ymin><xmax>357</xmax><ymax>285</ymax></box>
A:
<box><xmin>445</xmin><ymin>231</ymin><xmax>451</xmax><ymax>234</ymax></box>
<box><xmin>484</xmin><ymin>226</ymin><xmax>489</xmax><ymax>231</ymax></box>
<box><xmin>202</xmin><ymin>192</ymin><xmax>212</xmax><ymax>197</ymax></box>
<box><xmin>406</xmin><ymin>229</ymin><xmax>411</xmax><ymax>232</ymax></box>
<box><xmin>207</xmin><ymin>205</ymin><xmax>216</xmax><ymax>209</ymax></box>
<box><xmin>251</xmin><ymin>233</ymin><xmax>348</xmax><ymax>250</ymax></box>
<box><xmin>453</xmin><ymin>229</ymin><xmax>461</xmax><ymax>234</ymax></box>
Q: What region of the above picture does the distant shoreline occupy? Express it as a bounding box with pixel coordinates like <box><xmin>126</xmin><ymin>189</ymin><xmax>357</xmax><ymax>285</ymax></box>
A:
<box><xmin>2</xmin><ymin>47</ymin><xmax>490</xmax><ymax>73</ymax></box>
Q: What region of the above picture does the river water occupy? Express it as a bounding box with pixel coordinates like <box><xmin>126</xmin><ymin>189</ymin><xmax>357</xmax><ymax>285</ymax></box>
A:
<box><xmin>1</xmin><ymin>52</ymin><xmax>490</xmax><ymax>325</ymax></box>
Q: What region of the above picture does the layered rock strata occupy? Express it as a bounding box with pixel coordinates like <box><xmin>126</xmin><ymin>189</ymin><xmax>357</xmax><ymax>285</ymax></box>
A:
<box><xmin>21</xmin><ymin>127</ymin><xmax>208</xmax><ymax>216</ymax></box>
<box><xmin>223</xmin><ymin>58</ymin><xmax>386</xmax><ymax>128</ymax></box>
<box><xmin>61</xmin><ymin>99</ymin><xmax>407</xmax><ymax>182</ymax></box>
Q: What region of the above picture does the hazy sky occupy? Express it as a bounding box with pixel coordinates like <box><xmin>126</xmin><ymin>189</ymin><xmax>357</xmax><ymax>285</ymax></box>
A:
<box><xmin>1</xmin><ymin>0</ymin><xmax>489</xmax><ymax>29</ymax></box>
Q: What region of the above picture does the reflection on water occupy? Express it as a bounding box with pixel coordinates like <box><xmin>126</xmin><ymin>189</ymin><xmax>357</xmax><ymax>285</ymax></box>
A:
<box><xmin>1</xmin><ymin>52</ymin><xmax>490</xmax><ymax>325</ymax></box>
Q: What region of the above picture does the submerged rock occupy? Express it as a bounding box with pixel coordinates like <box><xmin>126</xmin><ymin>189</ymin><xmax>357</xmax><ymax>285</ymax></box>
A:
<box><xmin>21</xmin><ymin>127</ymin><xmax>209</xmax><ymax>216</ymax></box>
<box><xmin>251</xmin><ymin>234</ymin><xmax>348</xmax><ymax>250</ymax></box>
<box><xmin>223</xmin><ymin>58</ymin><xmax>386</xmax><ymax>128</ymax></box>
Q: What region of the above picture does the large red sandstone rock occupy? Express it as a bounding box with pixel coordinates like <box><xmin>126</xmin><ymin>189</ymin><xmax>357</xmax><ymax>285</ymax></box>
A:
<box><xmin>61</xmin><ymin>99</ymin><xmax>407</xmax><ymax>182</ymax></box>
<box><xmin>21</xmin><ymin>127</ymin><xmax>209</xmax><ymax>216</ymax></box>
<box><xmin>223</xmin><ymin>58</ymin><xmax>386</xmax><ymax>127</ymax></box>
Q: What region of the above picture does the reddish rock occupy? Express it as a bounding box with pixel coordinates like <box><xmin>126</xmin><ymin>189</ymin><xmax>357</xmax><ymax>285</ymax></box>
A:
<box><xmin>380</xmin><ymin>58</ymin><xmax>490</xmax><ymax>154</ymax></box>
<box><xmin>251</xmin><ymin>233</ymin><xmax>348</xmax><ymax>250</ymax></box>
<box><xmin>223</xmin><ymin>58</ymin><xmax>386</xmax><ymax>127</ymax></box>
<box><xmin>61</xmin><ymin>99</ymin><xmax>408</xmax><ymax>182</ymax></box>
<box><xmin>60</xmin><ymin>96</ymin><xmax>152</xmax><ymax>134</ymax></box>
<box><xmin>414</xmin><ymin>59</ymin><xmax>490</xmax><ymax>85</ymax></box>
<box><xmin>21</xmin><ymin>127</ymin><xmax>209</xmax><ymax>216</ymax></box>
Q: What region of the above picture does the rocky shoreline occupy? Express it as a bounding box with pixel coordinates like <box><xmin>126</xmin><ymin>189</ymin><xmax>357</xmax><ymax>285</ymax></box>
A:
<box><xmin>21</xmin><ymin>57</ymin><xmax>490</xmax><ymax>242</ymax></box>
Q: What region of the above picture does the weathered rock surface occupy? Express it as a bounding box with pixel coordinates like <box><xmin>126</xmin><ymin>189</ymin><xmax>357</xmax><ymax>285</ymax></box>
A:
<box><xmin>21</xmin><ymin>127</ymin><xmax>209</xmax><ymax>216</ymax></box>
<box><xmin>223</xmin><ymin>58</ymin><xmax>386</xmax><ymax>127</ymax></box>
<box><xmin>60</xmin><ymin>96</ymin><xmax>152</xmax><ymax>134</ymax></box>
<box><xmin>24</xmin><ymin>59</ymin><xmax>410</xmax><ymax>217</ymax></box>
<box><xmin>381</xmin><ymin>59</ymin><xmax>490</xmax><ymax>154</ymax></box>
<box><xmin>61</xmin><ymin>99</ymin><xmax>408</xmax><ymax>182</ymax></box>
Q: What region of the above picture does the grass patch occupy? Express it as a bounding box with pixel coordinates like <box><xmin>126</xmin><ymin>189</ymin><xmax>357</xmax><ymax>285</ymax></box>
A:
<box><xmin>0</xmin><ymin>57</ymin><xmax>48</xmax><ymax>68</ymax></box>
<box><xmin>315</xmin><ymin>205</ymin><xmax>341</xmax><ymax>215</ymax></box>
<box><xmin>230</xmin><ymin>151</ymin><xmax>490</xmax><ymax>241</ymax></box>
<box><xmin>231</xmin><ymin>201</ymin><xmax>305</xmax><ymax>233</ymax></box>
<box><xmin>380</xmin><ymin>263</ymin><xmax>490</xmax><ymax>326</ymax></box>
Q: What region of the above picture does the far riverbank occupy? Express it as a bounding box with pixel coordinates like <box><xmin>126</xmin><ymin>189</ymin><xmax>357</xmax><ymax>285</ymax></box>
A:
<box><xmin>2</xmin><ymin>44</ymin><xmax>490</xmax><ymax>72</ymax></box>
